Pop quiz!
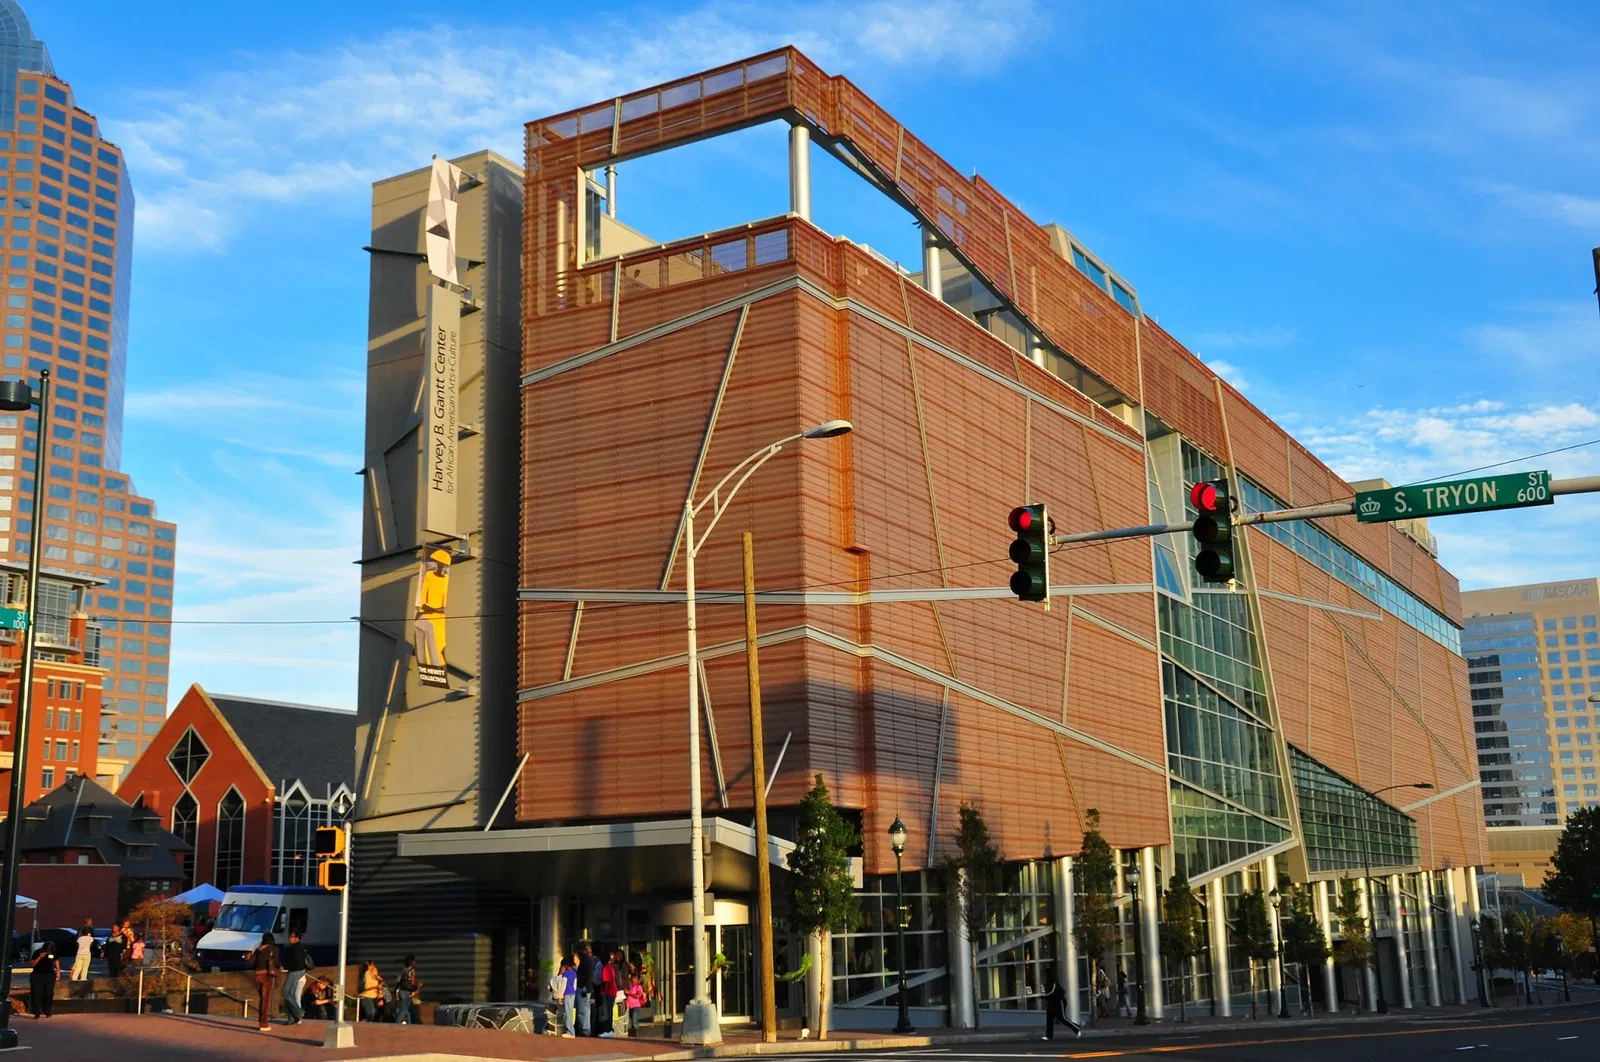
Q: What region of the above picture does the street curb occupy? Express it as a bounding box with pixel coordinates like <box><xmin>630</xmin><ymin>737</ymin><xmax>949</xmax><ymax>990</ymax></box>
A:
<box><xmin>645</xmin><ymin>999</ymin><xmax>1600</xmax><ymax>1058</ymax></box>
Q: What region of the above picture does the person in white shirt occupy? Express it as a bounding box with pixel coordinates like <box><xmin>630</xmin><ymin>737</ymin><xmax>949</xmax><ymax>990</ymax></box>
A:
<box><xmin>70</xmin><ymin>924</ymin><xmax>94</xmax><ymax>981</ymax></box>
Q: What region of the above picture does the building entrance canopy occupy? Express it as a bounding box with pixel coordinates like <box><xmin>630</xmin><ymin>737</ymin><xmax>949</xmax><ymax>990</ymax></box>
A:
<box><xmin>396</xmin><ymin>816</ymin><xmax>793</xmax><ymax>899</ymax></box>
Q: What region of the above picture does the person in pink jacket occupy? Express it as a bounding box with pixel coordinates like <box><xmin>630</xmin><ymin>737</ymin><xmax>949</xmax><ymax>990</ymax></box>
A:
<box><xmin>624</xmin><ymin>973</ymin><xmax>647</xmax><ymax>1038</ymax></box>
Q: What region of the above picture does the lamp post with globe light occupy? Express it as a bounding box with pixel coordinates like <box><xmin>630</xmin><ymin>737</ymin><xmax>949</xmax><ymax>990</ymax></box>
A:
<box><xmin>1125</xmin><ymin>859</ymin><xmax>1148</xmax><ymax>1025</ymax></box>
<box><xmin>888</xmin><ymin>816</ymin><xmax>914</xmax><ymax>1034</ymax></box>
<box><xmin>1269</xmin><ymin>888</ymin><xmax>1290</xmax><ymax>1018</ymax></box>
<box><xmin>0</xmin><ymin>371</ymin><xmax>51</xmax><ymax>1049</ymax></box>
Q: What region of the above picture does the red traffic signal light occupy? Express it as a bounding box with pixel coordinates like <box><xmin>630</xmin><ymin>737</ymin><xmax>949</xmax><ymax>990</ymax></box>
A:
<box><xmin>1008</xmin><ymin>506</ymin><xmax>1035</xmax><ymax>533</ymax></box>
<box><xmin>1190</xmin><ymin>479</ymin><xmax>1235</xmax><ymax>583</ymax></box>
<box><xmin>1007</xmin><ymin>503</ymin><xmax>1051</xmax><ymax>605</ymax></box>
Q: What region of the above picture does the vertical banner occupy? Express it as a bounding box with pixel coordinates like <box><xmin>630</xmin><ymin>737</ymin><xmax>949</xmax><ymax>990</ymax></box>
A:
<box><xmin>414</xmin><ymin>547</ymin><xmax>452</xmax><ymax>688</ymax></box>
<box><xmin>422</xmin><ymin>283</ymin><xmax>460</xmax><ymax>539</ymax></box>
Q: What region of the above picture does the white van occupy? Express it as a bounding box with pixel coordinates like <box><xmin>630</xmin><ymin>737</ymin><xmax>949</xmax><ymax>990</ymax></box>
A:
<box><xmin>196</xmin><ymin>885</ymin><xmax>341</xmax><ymax>971</ymax></box>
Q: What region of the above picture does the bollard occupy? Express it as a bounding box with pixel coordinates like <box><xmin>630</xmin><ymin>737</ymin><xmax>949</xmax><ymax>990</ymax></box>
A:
<box><xmin>184</xmin><ymin>975</ymin><xmax>191</xmax><ymax>1014</ymax></box>
<box><xmin>137</xmin><ymin>967</ymin><xmax>144</xmax><ymax>1015</ymax></box>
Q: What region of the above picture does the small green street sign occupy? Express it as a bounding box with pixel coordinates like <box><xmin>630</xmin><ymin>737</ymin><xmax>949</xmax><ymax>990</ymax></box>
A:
<box><xmin>1355</xmin><ymin>470</ymin><xmax>1554</xmax><ymax>523</ymax></box>
<box><xmin>0</xmin><ymin>607</ymin><xmax>27</xmax><ymax>631</ymax></box>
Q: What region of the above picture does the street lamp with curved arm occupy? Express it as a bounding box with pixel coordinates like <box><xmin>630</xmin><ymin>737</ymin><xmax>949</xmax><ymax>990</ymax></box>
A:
<box><xmin>1361</xmin><ymin>781</ymin><xmax>1433</xmax><ymax>1014</ymax></box>
<box><xmin>677</xmin><ymin>420</ymin><xmax>852</xmax><ymax>1045</ymax></box>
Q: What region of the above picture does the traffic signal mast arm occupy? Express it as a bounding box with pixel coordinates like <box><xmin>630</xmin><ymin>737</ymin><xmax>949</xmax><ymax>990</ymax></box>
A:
<box><xmin>1049</xmin><ymin>474</ymin><xmax>1600</xmax><ymax>547</ymax></box>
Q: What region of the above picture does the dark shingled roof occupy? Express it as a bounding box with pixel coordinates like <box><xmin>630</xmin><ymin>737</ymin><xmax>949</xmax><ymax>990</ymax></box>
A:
<box><xmin>209</xmin><ymin>694</ymin><xmax>356</xmax><ymax>799</ymax></box>
<box><xmin>1</xmin><ymin>775</ymin><xmax>190</xmax><ymax>881</ymax></box>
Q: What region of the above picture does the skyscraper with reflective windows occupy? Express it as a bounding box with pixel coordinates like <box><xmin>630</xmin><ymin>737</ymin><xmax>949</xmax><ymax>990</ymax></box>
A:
<box><xmin>0</xmin><ymin>1</ymin><xmax>176</xmax><ymax>780</ymax></box>
<box><xmin>1463</xmin><ymin>578</ymin><xmax>1600</xmax><ymax>828</ymax></box>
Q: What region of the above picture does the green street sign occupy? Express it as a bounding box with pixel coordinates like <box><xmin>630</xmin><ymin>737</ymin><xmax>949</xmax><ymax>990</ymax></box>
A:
<box><xmin>0</xmin><ymin>607</ymin><xmax>27</xmax><ymax>631</ymax></box>
<box><xmin>1355</xmin><ymin>470</ymin><xmax>1553</xmax><ymax>523</ymax></box>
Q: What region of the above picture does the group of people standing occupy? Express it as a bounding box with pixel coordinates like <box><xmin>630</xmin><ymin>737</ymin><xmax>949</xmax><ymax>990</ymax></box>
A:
<box><xmin>246</xmin><ymin>931</ymin><xmax>393</xmax><ymax>1033</ymax></box>
<box><xmin>548</xmin><ymin>943</ymin><xmax>649</xmax><ymax>1038</ymax></box>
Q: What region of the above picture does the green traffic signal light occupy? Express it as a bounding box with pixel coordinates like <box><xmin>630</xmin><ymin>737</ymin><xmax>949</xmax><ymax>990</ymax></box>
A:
<box><xmin>1008</xmin><ymin>504</ymin><xmax>1051</xmax><ymax>604</ymax></box>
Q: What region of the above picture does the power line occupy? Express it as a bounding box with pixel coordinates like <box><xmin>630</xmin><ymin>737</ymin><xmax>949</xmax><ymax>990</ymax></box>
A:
<box><xmin>146</xmin><ymin>436</ymin><xmax>1600</xmax><ymax>628</ymax></box>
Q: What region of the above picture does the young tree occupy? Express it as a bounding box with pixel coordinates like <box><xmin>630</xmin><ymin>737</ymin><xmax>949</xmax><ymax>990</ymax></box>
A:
<box><xmin>941</xmin><ymin>802</ymin><xmax>1004</xmax><ymax>1029</ymax></box>
<box><xmin>1331</xmin><ymin>878</ymin><xmax>1370</xmax><ymax>1014</ymax></box>
<box><xmin>1159</xmin><ymin>875</ymin><xmax>1202</xmax><ymax>1022</ymax></box>
<box><xmin>1477</xmin><ymin>914</ymin><xmax>1506</xmax><ymax>1003</ymax></box>
<box><xmin>1544</xmin><ymin>806</ymin><xmax>1600</xmax><ymax>982</ymax></box>
<box><xmin>1280</xmin><ymin>885</ymin><xmax>1331</xmax><ymax>1015</ymax></box>
<box><xmin>115</xmin><ymin>897</ymin><xmax>192</xmax><ymax>998</ymax></box>
<box><xmin>1232</xmin><ymin>888</ymin><xmax>1275</xmax><ymax>1019</ymax></box>
<box><xmin>1501</xmin><ymin>912</ymin><xmax>1541</xmax><ymax>1004</ymax></box>
<box><xmin>786</xmin><ymin>774</ymin><xmax>861</xmax><ymax>1040</ymax></box>
<box><xmin>1073</xmin><ymin>810</ymin><xmax>1116</xmax><ymax>1025</ymax></box>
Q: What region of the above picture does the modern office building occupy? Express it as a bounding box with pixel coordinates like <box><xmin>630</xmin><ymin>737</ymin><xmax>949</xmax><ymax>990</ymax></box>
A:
<box><xmin>1463</xmin><ymin>577</ymin><xmax>1598</xmax><ymax>891</ymax></box>
<box><xmin>355</xmin><ymin>50</ymin><xmax>1488</xmax><ymax>1022</ymax></box>
<box><xmin>0</xmin><ymin>1</ymin><xmax>178</xmax><ymax>778</ymax></box>
<box><xmin>1463</xmin><ymin>578</ymin><xmax>1599</xmax><ymax>826</ymax></box>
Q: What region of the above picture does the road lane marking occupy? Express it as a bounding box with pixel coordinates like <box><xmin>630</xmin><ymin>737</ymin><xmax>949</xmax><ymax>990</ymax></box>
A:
<box><xmin>1053</xmin><ymin>1011</ymin><xmax>1600</xmax><ymax>1058</ymax></box>
<box><xmin>1559</xmin><ymin>1035</ymin><xmax>1579</xmax><ymax>1040</ymax></box>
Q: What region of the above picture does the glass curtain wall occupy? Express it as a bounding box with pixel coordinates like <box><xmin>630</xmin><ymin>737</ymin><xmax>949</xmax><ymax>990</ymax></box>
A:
<box><xmin>832</xmin><ymin>869</ymin><xmax>948</xmax><ymax>1011</ymax></box>
<box><xmin>1289</xmin><ymin>747</ymin><xmax>1420</xmax><ymax>872</ymax></box>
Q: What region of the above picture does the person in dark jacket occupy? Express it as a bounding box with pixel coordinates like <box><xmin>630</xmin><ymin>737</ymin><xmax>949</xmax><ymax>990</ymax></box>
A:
<box><xmin>280</xmin><ymin>930</ymin><xmax>313</xmax><ymax>1025</ymax></box>
<box><xmin>29</xmin><ymin>944</ymin><xmax>58</xmax><ymax>1018</ymax></box>
<box><xmin>102</xmin><ymin>923</ymin><xmax>125</xmax><ymax>978</ymax></box>
<box><xmin>1040</xmin><ymin>977</ymin><xmax>1080</xmax><ymax>1040</ymax></box>
<box><xmin>251</xmin><ymin>933</ymin><xmax>282</xmax><ymax>1032</ymax></box>
<box><xmin>575</xmin><ymin>944</ymin><xmax>597</xmax><ymax>1036</ymax></box>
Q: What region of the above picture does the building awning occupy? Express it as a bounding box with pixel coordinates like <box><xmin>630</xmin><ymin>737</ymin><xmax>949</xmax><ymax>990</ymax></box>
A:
<box><xmin>397</xmin><ymin>817</ymin><xmax>793</xmax><ymax>898</ymax></box>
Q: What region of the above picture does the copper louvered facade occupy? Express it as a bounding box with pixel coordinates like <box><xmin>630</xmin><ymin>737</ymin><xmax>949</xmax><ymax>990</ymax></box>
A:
<box><xmin>517</xmin><ymin>48</ymin><xmax>1484</xmax><ymax>878</ymax></box>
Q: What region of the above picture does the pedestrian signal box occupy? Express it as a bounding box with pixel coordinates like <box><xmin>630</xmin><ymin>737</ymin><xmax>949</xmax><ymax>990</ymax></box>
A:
<box><xmin>318</xmin><ymin>859</ymin><xmax>349</xmax><ymax>891</ymax></box>
<box><xmin>314</xmin><ymin>826</ymin><xmax>345</xmax><ymax>858</ymax></box>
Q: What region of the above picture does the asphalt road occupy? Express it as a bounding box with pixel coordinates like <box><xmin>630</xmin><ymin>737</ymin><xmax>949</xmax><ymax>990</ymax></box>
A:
<box><xmin>773</xmin><ymin>1003</ymin><xmax>1600</xmax><ymax>1062</ymax></box>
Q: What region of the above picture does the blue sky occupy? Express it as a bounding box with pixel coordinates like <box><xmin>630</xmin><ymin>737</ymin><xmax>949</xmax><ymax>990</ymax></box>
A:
<box><xmin>28</xmin><ymin>0</ymin><xmax>1600</xmax><ymax>708</ymax></box>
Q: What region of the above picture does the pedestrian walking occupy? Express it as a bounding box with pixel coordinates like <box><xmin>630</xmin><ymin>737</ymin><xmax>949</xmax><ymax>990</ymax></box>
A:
<box><xmin>251</xmin><ymin>933</ymin><xmax>282</xmax><ymax>1032</ymax></box>
<box><xmin>359</xmin><ymin>960</ymin><xmax>386</xmax><ymax>1023</ymax></box>
<box><xmin>1094</xmin><ymin>965</ymin><xmax>1110</xmax><ymax>1019</ymax></box>
<box><xmin>1039</xmin><ymin>977</ymin><xmax>1080</xmax><ymax>1040</ymax></box>
<box><xmin>625</xmin><ymin>973</ymin><xmax>647</xmax><ymax>1037</ymax></box>
<box><xmin>28</xmin><ymin>944</ymin><xmax>58</xmax><ymax>1018</ymax></box>
<box><xmin>1115</xmin><ymin>968</ymin><xmax>1132</xmax><ymax>1018</ymax></box>
<box><xmin>575</xmin><ymin>943</ymin><xmax>597</xmax><ymax>1036</ymax></box>
<box><xmin>69</xmin><ymin>923</ymin><xmax>94</xmax><ymax>981</ymax></box>
<box><xmin>280</xmin><ymin>930</ymin><xmax>313</xmax><ymax>1025</ymax></box>
<box><xmin>395</xmin><ymin>955</ymin><xmax>422</xmax><ymax>1024</ymax></box>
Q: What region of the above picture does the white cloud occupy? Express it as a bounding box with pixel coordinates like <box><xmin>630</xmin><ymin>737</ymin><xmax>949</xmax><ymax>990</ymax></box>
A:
<box><xmin>1482</xmin><ymin>183</ymin><xmax>1600</xmax><ymax>229</ymax></box>
<box><xmin>103</xmin><ymin>1</ymin><xmax>1042</xmax><ymax>250</ymax></box>
<box><xmin>1205</xmin><ymin>359</ymin><xmax>1251</xmax><ymax>393</ymax></box>
<box><xmin>1190</xmin><ymin>325</ymin><xmax>1298</xmax><ymax>351</ymax></box>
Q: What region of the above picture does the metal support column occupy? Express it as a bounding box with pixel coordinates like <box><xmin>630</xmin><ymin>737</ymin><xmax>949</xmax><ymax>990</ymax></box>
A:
<box><xmin>1389</xmin><ymin>873</ymin><xmax>1413</xmax><ymax>1009</ymax></box>
<box><xmin>604</xmin><ymin>165</ymin><xmax>617</xmax><ymax>218</ymax></box>
<box><xmin>1357</xmin><ymin>879</ymin><xmax>1377</xmax><ymax>1011</ymax></box>
<box><xmin>1139</xmin><ymin>848</ymin><xmax>1163</xmax><ymax>1016</ymax></box>
<box><xmin>949</xmin><ymin>868</ymin><xmax>974</xmax><ymax>1028</ymax></box>
<box><xmin>1443</xmin><ymin>869</ymin><xmax>1468</xmax><ymax>1003</ymax></box>
<box><xmin>1418</xmin><ymin>873</ymin><xmax>1441</xmax><ymax>1007</ymax></box>
<box><xmin>1263</xmin><ymin>859</ymin><xmax>1283</xmax><ymax>1016</ymax></box>
<box><xmin>922</xmin><ymin>226</ymin><xmax>942</xmax><ymax>301</ymax></box>
<box><xmin>1207</xmin><ymin>877</ymin><xmax>1231</xmax><ymax>1017</ymax></box>
<box><xmin>788</xmin><ymin>124</ymin><xmax>811</xmax><ymax>221</ymax></box>
<box><xmin>1057</xmin><ymin>856</ymin><xmax>1081</xmax><ymax>1025</ymax></box>
<box><xmin>1314</xmin><ymin>881</ymin><xmax>1337</xmax><ymax>1012</ymax></box>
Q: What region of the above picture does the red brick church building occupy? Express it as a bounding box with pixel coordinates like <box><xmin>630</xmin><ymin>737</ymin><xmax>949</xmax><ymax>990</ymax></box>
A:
<box><xmin>119</xmin><ymin>684</ymin><xmax>354</xmax><ymax>890</ymax></box>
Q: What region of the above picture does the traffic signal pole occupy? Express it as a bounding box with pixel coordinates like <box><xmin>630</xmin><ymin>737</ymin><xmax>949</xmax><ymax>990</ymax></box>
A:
<box><xmin>323</xmin><ymin>824</ymin><xmax>355</xmax><ymax>1048</ymax></box>
<box><xmin>1049</xmin><ymin>475</ymin><xmax>1600</xmax><ymax>547</ymax></box>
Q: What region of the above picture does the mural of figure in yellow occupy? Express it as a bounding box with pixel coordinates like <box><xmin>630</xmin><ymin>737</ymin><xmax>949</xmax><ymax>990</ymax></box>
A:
<box><xmin>414</xmin><ymin>547</ymin><xmax>451</xmax><ymax>687</ymax></box>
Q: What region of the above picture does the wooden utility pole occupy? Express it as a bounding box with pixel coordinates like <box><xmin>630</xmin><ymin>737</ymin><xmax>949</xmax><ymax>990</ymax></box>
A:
<box><xmin>742</xmin><ymin>531</ymin><xmax>778</xmax><ymax>1042</ymax></box>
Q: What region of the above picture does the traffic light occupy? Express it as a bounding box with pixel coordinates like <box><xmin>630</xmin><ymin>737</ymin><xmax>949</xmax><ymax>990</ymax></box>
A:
<box><xmin>318</xmin><ymin>859</ymin><xmax>348</xmax><ymax>891</ymax></box>
<box><xmin>313</xmin><ymin>826</ymin><xmax>345</xmax><ymax>858</ymax></box>
<box><xmin>1189</xmin><ymin>480</ymin><xmax>1234</xmax><ymax>583</ymax></box>
<box><xmin>1008</xmin><ymin>503</ymin><xmax>1051</xmax><ymax>605</ymax></box>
